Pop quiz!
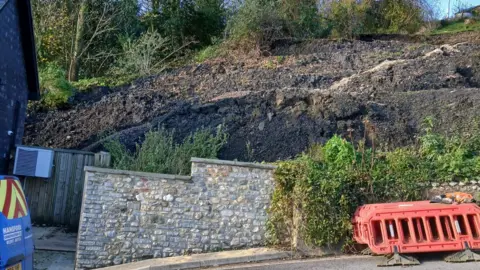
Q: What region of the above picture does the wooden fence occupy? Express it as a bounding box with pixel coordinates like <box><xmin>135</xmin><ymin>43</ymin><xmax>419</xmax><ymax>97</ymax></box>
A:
<box><xmin>22</xmin><ymin>147</ymin><xmax>95</xmax><ymax>229</ymax></box>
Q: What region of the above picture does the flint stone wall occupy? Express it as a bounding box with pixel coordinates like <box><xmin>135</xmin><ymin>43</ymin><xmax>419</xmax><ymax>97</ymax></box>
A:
<box><xmin>427</xmin><ymin>181</ymin><xmax>480</xmax><ymax>201</ymax></box>
<box><xmin>75</xmin><ymin>158</ymin><xmax>276</xmax><ymax>269</ymax></box>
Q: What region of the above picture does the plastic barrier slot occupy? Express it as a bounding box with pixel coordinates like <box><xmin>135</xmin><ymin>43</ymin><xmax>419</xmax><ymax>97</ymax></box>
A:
<box><xmin>400</xmin><ymin>219</ymin><xmax>411</xmax><ymax>244</ymax></box>
<box><xmin>386</xmin><ymin>220</ymin><xmax>398</xmax><ymax>240</ymax></box>
<box><xmin>467</xmin><ymin>215</ymin><xmax>479</xmax><ymax>239</ymax></box>
<box><xmin>454</xmin><ymin>215</ymin><xmax>468</xmax><ymax>235</ymax></box>
<box><xmin>373</xmin><ymin>221</ymin><xmax>383</xmax><ymax>245</ymax></box>
<box><xmin>413</xmin><ymin>218</ymin><xmax>426</xmax><ymax>242</ymax></box>
<box><xmin>440</xmin><ymin>216</ymin><xmax>455</xmax><ymax>241</ymax></box>
<box><xmin>427</xmin><ymin>217</ymin><xmax>440</xmax><ymax>241</ymax></box>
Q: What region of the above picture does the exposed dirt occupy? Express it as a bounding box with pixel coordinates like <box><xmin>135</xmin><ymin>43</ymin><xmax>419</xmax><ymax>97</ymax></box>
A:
<box><xmin>24</xmin><ymin>34</ymin><xmax>480</xmax><ymax>162</ymax></box>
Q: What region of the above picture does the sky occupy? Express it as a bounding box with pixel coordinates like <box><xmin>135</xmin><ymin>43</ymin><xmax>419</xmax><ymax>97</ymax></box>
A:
<box><xmin>434</xmin><ymin>0</ymin><xmax>480</xmax><ymax>18</ymax></box>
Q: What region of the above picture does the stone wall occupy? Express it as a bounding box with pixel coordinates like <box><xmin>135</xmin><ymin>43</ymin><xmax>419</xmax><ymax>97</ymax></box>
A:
<box><xmin>75</xmin><ymin>158</ymin><xmax>276</xmax><ymax>269</ymax></box>
<box><xmin>427</xmin><ymin>181</ymin><xmax>480</xmax><ymax>201</ymax></box>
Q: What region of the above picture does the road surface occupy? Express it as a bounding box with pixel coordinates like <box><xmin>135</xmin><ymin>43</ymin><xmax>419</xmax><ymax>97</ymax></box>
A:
<box><xmin>211</xmin><ymin>254</ymin><xmax>480</xmax><ymax>270</ymax></box>
<box><xmin>34</xmin><ymin>250</ymin><xmax>75</xmax><ymax>270</ymax></box>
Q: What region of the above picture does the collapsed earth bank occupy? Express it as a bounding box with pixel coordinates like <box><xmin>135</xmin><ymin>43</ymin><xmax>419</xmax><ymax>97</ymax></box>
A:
<box><xmin>25</xmin><ymin>37</ymin><xmax>480</xmax><ymax>162</ymax></box>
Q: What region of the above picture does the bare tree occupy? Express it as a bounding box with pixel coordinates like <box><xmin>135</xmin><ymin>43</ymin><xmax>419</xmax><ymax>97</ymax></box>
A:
<box><xmin>68</xmin><ymin>1</ymin><xmax>122</xmax><ymax>81</ymax></box>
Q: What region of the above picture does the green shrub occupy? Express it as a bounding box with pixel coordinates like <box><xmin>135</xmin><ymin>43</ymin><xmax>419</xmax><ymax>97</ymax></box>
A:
<box><xmin>225</xmin><ymin>0</ymin><xmax>326</xmax><ymax>50</ymax></box>
<box><xmin>104</xmin><ymin>126</ymin><xmax>228</xmax><ymax>175</ymax></box>
<box><xmin>268</xmin><ymin>122</ymin><xmax>480</xmax><ymax>249</ymax></box>
<box><xmin>363</xmin><ymin>0</ymin><xmax>425</xmax><ymax>34</ymax></box>
<box><xmin>111</xmin><ymin>30</ymin><xmax>171</xmax><ymax>77</ymax></box>
<box><xmin>38</xmin><ymin>64</ymin><xmax>74</xmax><ymax>108</ymax></box>
<box><xmin>323</xmin><ymin>0</ymin><xmax>427</xmax><ymax>38</ymax></box>
<box><xmin>226</xmin><ymin>0</ymin><xmax>287</xmax><ymax>50</ymax></box>
<box><xmin>325</xmin><ymin>0</ymin><xmax>370</xmax><ymax>38</ymax></box>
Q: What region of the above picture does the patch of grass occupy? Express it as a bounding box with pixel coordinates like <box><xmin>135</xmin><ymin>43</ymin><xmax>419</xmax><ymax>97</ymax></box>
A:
<box><xmin>276</xmin><ymin>55</ymin><xmax>286</xmax><ymax>64</ymax></box>
<box><xmin>264</xmin><ymin>59</ymin><xmax>276</xmax><ymax>69</ymax></box>
<box><xmin>195</xmin><ymin>44</ymin><xmax>221</xmax><ymax>62</ymax></box>
<box><xmin>431</xmin><ymin>20</ymin><xmax>480</xmax><ymax>35</ymax></box>
<box><xmin>72</xmin><ymin>75</ymin><xmax>137</xmax><ymax>92</ymax></box>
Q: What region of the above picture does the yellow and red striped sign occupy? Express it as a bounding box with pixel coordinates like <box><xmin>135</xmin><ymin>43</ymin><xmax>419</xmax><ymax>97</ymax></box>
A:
<box><xmin>0</xmin><ymin>178</ymin><xmax>28</xmax><ymax>219</ymax></box>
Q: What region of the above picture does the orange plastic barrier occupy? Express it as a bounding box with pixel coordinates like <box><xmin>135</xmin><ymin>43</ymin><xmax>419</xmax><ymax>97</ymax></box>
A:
<box><xmin>352</xmin><ymin>201</ymin><xmax>480</xmax><ymax>255</ymax></box>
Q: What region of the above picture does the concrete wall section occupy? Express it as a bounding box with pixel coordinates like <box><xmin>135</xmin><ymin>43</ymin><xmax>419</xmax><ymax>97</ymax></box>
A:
<box><xmin>75</xmin><ymin>158</ymin><xmax>276</xmax><ymax>269</ymax></box>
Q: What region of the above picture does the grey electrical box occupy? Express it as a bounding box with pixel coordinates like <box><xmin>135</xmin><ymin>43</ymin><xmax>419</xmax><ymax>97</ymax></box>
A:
<box><xmin>14</xmin><ymin>146</ymin><xmax>54</xmax><ymax>178</ymax></box>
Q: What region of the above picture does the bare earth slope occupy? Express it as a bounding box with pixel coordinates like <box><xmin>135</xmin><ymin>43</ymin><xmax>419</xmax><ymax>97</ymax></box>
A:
<box><xmin>24</xmin><ymin>36</ymin><xmax>480</xmax><ymax>162</ymax></box>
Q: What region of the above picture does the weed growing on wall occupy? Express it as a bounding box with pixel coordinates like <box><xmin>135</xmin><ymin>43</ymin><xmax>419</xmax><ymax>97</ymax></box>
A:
<box><xmin>268</xmin><ymin>120</ymin><xmax>480</xmax><ymax>249</ymax></box>
<box><xmin>104</xmin><ymin>125</ymin><xmax>228</xmax><ymax>175</ymax></box>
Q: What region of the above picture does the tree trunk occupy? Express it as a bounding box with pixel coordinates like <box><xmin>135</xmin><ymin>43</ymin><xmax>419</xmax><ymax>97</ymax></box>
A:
<box><xmin>68</xmin><ymin>0</ymin><xmax>87</xmax><ymax>81</ymax></box>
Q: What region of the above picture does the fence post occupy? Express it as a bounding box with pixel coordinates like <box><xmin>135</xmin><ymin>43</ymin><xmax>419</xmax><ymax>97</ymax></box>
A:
<box><xmin>94</xmin><ymin>152</ymin><xmax>111</xmax><ymax>168</ymax></box>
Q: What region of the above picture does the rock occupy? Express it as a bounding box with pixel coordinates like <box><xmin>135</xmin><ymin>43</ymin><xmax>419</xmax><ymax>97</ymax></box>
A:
<box><xmin>258</xmin><ymin>121</ymin><xmax>265</xmax><ymax>131</ymax></box>
<box><xmin>123</xmin><ymin>241</ymin><xmax>132</xmax><ymax>249</ymax></box>
<box><xmin>230</xmin><ymin>238</ymin><xmax>240</xmax><ymax>246</ymax></box>
<box><xmin>431</xmin><ymin>183</ymin><xmax>439</xmax><ymax>187</ymax></box>
<box><xmin>424</xmin><ymin>48</ymin><xmax>443</xmax><ymax>58</ymax></box>
<box><xmin>194</xmin><ymin>213</ymin><xmax>203</xmax><ymax>220</ymax></box>
<box><xmin>113</xmin><ymin>257</ymin><xmax>122</xmax><ymax>265</ymax></box>
<box><xmin>449</xmin><ymin>182</ymin><xmax>458</xmax><ymax>187</ymax></box>
<box><xmin>459</xmin><ymin>182</ymin><xmax>466</xmax><ymax>186</ymax></box>
<box><xmin>220</xmin><ymin>210</ymin><xmax>234</xmax><ymax>217</ymax></box>
<box><xmin>440</xmin><ymin>44</ymin><xmax>460</xmax><ymax>55</ymax></box>
<box><xmin>163</xmin><ymin>194</ymin><xmax>174</xmax><ymax>202</ymax></box>
<box><xmin>267</xmin><ymin>112</ymin><xmax>273</xmax><ymax>121</ymax></box>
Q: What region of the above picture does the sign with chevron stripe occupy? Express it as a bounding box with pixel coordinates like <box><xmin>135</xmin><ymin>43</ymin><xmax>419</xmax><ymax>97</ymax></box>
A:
<box><xmin>0</xmin><ymin>177</ymin><xmax>28</xmax><ymax>219</ymax></box>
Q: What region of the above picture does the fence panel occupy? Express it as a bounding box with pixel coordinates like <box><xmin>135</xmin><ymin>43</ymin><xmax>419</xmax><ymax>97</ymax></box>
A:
<box><xmin>23</xmin><ymin>148</ymin><xmax>94</xmax><ymax>229</ymax></box>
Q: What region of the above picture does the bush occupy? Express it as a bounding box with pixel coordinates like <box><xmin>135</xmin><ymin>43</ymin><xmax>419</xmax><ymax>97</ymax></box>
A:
<box><xmin>38</xmin><ymin>64</ymin><xmax>74</xmax><ymax>108</ymax></box>
<box><xmin>225</xmin><ymin>0</ymin><xmax>326</xmax><ymax>51</ymax></box>
<box><xmin>226</xmin><ymin>0</ymin><xmax>287</xmax><ymax>50</ymax></box>
<box><xmin>268</xmin><ymin>122</ymin><xmax>480</xmax><ymax>249</ymax></box>
<box><xmin>104</xmin><ymin>126</ymin><xmax>228</xmax><ymax>175</ymax></box>
<box><xmin>372</xmin><ymin>0</ymin><xmax>425</xmax><ymax>34</ymax></box>
<box><xmin>111</xmin><ymin>30</ymin><xmax>171</xmax><ymax>77</ymax></box>
<box><xmin>323</xmin><ymin>0</ymin><xmax>428</xmax><ymax>38</ymax></box>
<box><xmin>324</xmin><ymin>0</ymin><xmax>370</xmax><ymax>38</ymax></box>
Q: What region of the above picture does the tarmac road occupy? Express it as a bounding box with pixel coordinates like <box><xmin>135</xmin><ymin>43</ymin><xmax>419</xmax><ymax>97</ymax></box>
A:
<box><xmin>211</xmin><ymin>254</ymin><xmax>480</xmax><ymax>270</ymax></box>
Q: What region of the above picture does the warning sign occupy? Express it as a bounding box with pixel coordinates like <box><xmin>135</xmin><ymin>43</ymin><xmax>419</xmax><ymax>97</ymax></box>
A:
<box><xmin>0</xmin><ymin>178</ymin><xmax>28</xmax><ymax>219</ymax></box>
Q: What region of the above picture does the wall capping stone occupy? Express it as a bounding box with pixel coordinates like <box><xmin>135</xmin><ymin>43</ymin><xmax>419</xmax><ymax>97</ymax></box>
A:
<box><xmin>191</xmin><ymin>157</ymin><xmax>277</xmax><ymax>170</ymax></box>
<box><xmin>84</xmin><ymin>166</ymin><xmax>192</xmax><ymax>181</ymax></box>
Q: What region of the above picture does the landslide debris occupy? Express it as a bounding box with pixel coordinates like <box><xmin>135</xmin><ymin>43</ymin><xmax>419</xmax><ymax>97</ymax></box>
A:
<box><xmin>24</xmin><ymin>37</ymin><xmax>480</xmax><ymax>162</ymax></box>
